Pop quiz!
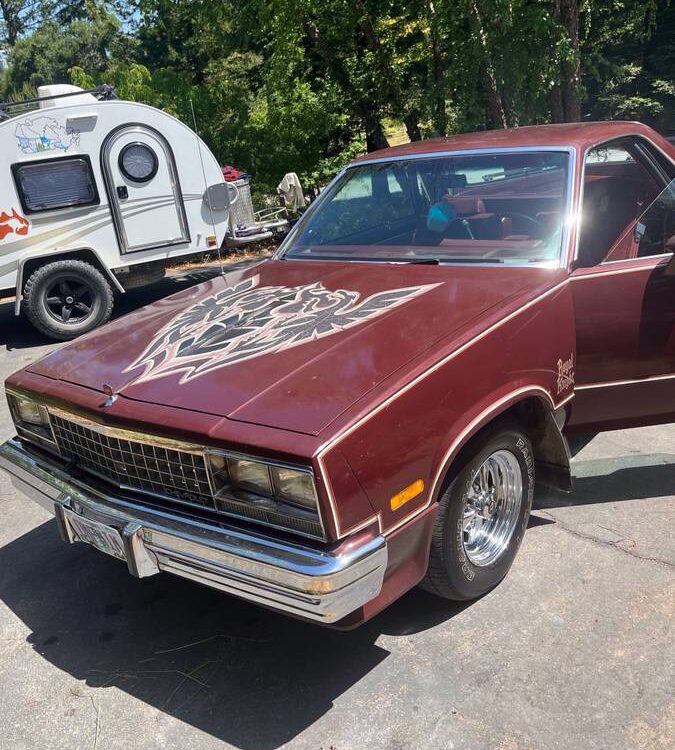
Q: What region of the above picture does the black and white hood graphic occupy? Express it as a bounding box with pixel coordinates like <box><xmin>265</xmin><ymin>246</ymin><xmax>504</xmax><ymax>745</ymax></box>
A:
<box><xmin>126</xmin><ymin>275</ymin><xmax>437</xmax><ymax>384</ymax></box>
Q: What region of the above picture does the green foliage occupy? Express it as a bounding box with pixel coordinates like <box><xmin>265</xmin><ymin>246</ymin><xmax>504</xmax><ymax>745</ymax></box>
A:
<box><xmin>1</xmin><ymin>0</ymin><xmax>673</xmax><ymax>193</ymax></box>
<box><xmin>5</xmin><ymin>7</ymin><xmax>137</xmax><ymax>92</ymax></box>
<box><xmin>582</xmin><ymin>0</ymin><xmax>674</xmax><ymax>129</ymax></box>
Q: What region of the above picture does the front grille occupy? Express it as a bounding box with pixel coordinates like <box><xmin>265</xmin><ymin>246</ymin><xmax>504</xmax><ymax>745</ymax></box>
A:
<box><xmin>50</xmin><ymin>414</ymin><xmax>214</xmax><ymax>507</ymax></box>
<box><xmin>48</xmin><ymin>412</ymin><xmax>325</xmax><ymax>540</ymax></box>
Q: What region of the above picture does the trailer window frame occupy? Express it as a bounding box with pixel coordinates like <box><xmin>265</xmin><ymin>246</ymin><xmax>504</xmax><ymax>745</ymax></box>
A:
<box><xmin>11</xmin><ymin>154</ymin><xmax>100</xmax><ymax>215</ymax></box>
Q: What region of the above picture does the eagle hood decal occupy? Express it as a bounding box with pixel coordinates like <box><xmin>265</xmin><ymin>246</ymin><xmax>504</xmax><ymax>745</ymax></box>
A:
<box><xmin>125</xmin><ymin>275</ymin><xmax>437</xmax><ymax>385</ymax></box>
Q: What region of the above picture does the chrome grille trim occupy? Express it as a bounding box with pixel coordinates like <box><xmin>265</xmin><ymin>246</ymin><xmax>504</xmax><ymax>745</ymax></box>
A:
<box><xmin>48</xmin><ymin>406</ymin><xmax>204</xmax><ymax>453</ymax></box>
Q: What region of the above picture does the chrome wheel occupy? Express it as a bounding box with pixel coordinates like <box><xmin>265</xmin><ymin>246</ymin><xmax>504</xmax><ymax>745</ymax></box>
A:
<box><xmin>462</xmin><ymin>449</ymin><xmax>523</xmax><ymax>567</ymax></box>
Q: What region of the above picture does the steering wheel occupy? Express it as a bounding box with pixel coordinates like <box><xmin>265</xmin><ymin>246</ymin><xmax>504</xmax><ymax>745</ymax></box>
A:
<box><xmin>445</xmin><ymin>216</ymin><xmax>474</xmax><ymax>239</ymax></box>
<box><xmin>413</xmin><ymin>215</ymin><xmax>474</xmax><ymax>245</ymax></box>
<box><xmin>499</xmin><ymin>212</ymin><xmax>544</xmax><ymax>237</ymax></box>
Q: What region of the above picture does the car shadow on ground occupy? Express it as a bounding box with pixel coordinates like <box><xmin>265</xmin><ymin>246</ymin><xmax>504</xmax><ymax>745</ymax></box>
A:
<box><xmin>0</xmin><ymin>518</ymin><xmax>466</xmax><ymax>750</ymax></box>
<box><xmin>534</xmin><ymin>453</ymin><xmax>675</xmax><ymax>508</ymax></box>
<box><xmin>1</xmin><ymin>454</ymin><xmax>672</xmax><ymax>748</ymax></box>
<box><xmin>0</xmin><ymin>258</ymin><xmax>257</xmax><ymax>352</ymax></box>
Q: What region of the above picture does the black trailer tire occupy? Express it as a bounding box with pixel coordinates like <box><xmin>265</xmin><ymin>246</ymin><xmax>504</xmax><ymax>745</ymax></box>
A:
<box><xmin>420</xmin><ymin>421</ymin><xmax>534</xmax><ymax>601</ymax></box>
<box><xmin>23</xmin><ymin>259</ymin><xmax>114</xmax><ymax>341</ymax></box>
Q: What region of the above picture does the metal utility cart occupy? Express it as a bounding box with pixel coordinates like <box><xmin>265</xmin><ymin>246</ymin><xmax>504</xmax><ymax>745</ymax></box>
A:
<box><xmin>225</xmin><ymin>177</ymin><xmax>289</xmax><ymax>248</ymax></box>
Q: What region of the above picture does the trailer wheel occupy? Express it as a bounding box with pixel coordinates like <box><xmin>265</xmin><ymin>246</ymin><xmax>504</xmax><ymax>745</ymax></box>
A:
<box><xmin>23</xmin><ymin>259</ymin><xmax>114</xmax><ymax>341</ymax></box>
<box><xmin>420</xmin><ymin>421</ymin><xmax>534</xmax><ymax>601</ymax></box>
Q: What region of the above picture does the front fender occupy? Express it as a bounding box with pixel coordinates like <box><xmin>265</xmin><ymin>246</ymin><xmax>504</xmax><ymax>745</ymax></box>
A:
<box><xmin>427</xmin><ymin>387</ymin><xmax>566</xmax><ymax>507</ymax></box>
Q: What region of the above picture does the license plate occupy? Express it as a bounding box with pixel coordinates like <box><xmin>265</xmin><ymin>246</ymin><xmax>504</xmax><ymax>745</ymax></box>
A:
<box><xmin>64</xmin><ymin>510</ymin><xmax>126</xmax><ymax>561</ymax></box>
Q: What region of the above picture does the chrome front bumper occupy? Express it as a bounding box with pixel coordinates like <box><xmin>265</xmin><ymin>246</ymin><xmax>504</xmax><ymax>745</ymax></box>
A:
<box><xmin>0</xmin><ymin>438</ymin><xmax>387</xmax><ymax>623</ymax></box>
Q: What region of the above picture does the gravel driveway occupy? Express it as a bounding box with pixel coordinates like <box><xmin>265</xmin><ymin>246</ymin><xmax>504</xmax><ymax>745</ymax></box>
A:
<box><xmin>0</xmin><ymin>263</ymin><xmax>672</xmax><ymax>750</ymax></box>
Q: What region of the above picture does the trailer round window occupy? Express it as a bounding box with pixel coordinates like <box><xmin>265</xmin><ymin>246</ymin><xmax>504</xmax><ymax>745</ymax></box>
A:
<box><xmin>119</xmin><ymin>143</ymin><xmax>158</xmax><ymax>183</ymax></box>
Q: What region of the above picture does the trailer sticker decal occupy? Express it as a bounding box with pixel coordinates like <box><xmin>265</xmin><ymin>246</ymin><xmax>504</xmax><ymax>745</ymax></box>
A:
<box><xmin>15</xmin><ymin>116</ymin><xmax>80</xmax><ymax>154</ymax></box>
<box><xmin>126</xmin><ymin>274</ymin><xmax>437</xmax><ymax>384</ymax></box>
<box><xmin>0</xmin><ymin>209</ymin><xmax>29</xmax><ymax>241</ymax></box>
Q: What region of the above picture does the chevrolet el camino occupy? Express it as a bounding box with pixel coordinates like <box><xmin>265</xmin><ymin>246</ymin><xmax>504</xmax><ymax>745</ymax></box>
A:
<box><xmin>1</xmin><ymin>121</ymin><xmax>673</xmax><ymax>627</ymax></box>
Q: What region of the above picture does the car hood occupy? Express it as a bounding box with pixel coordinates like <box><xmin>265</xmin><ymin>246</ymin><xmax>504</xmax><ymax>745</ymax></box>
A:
<box><xmin>27</xmin><ymin>259</ymin><xmax>558</xmax><ymax>435</ymax></box>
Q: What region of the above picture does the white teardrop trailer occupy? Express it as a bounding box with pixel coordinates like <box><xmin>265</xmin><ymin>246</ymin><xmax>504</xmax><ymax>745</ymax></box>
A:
<box><xmin>0</xmin><ymin>84</ymin><xmax>286</xmax><ymax>340</ymax></box>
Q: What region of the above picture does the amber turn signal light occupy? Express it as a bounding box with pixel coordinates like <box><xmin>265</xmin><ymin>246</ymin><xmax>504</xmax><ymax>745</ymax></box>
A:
<box><xmin>390</xmin><ymin>479</ymin><xmax>425</xmax><ymax>511</ymax></box>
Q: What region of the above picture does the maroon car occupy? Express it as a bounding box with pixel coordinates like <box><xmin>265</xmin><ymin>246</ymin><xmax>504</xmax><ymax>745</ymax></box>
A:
<box><xmin>1</xmin><ymin>122</ymin><xmax>673</xmax><ymax>627</ymax></box>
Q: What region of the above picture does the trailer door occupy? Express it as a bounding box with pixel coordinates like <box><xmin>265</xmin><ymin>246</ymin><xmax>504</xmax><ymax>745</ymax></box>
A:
<box><xmin>102</xmin><ymin>125</ymin><xmax>190</xmax><ymax>253</ymax></box>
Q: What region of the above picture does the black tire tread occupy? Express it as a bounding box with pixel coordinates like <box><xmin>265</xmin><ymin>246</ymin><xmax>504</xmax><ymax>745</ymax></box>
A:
<box><xmin>23</xmin><ymin>259</ymin><xmax>114</xmax><ymax>341</ymax></box>
<box><xmin>419</xmin><ymin>477</ymin><xmax>460</xmax><ymax>598</ymax></box>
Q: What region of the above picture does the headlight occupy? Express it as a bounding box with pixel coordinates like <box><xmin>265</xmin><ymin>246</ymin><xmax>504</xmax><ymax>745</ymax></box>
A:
<box><xmin>7</xmin><ymin>392</ymin><xmax>58</xmax><ymax>451</ymax></box>
<box><xmin>226</xmin><ymin>458</ymin><xmax>272</xmax><ymax>495</ymax></box>
<box><xmin>15</xmin><ymin>398</ymin><xmax>47</xmax><ymax>426</ymax></box>
<box><xmin>205</xmin><ymin>451</ymin><xmax>322</xmax><ymax>538</ymax></box>
<box><xmin>270</xmin><ymin>466</ymin><xmax>318</xmax><ymax>510</ymax></box>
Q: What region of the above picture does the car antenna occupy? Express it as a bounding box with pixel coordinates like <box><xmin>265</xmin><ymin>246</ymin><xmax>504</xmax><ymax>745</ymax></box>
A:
<box><xmin>190</xmin><ymin>98</ymin><xmax>225</xmax><ymax>277</ymax></box>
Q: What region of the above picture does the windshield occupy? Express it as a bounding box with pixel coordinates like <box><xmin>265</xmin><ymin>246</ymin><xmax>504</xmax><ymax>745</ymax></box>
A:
<box><xmin>282</xmin><ymin>151</ymin><xmax>571</xmax><ymax>265</ymax></box>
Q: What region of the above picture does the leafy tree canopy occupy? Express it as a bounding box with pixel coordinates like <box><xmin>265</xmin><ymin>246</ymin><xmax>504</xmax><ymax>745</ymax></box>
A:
<box><xmin>1</xmin><ymin>0</ymin><xmax>672</xmax><ymax>192</ymax></box>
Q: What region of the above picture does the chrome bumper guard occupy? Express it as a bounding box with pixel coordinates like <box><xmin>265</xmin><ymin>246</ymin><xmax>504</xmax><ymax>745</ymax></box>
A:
<box><xmin>0</xmin><ymin>438</ymin><xmax>387</xmax><ymax>623</ymax></box>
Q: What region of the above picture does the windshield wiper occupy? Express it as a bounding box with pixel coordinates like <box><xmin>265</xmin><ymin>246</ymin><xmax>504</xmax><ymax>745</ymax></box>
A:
<box><xmin>283</xmin><ymin>254</ymin><xmax>506</xmax><ymax>264</ymax></box>
<box><xmin>402</xmin><ymin>257</ymin><xmax>505</xmax><ymax>264</ymax></box>
<box><xmin>451</xmin><ymin>258</ymin><xmax>504</xmax><ymax>263</ymax></box>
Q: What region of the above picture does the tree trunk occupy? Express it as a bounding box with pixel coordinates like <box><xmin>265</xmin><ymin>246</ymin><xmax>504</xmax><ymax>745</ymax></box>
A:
<box><xmin>0</xmin><ymin>0</ymin><xmax>21</xmax><ymax>45</ymax></box>
<box><xmin>363</xmin><ymin>111</ymin><xmax>390</xmax><ymax>151</ymax></box>
<box><xmin>351</xmin><ymin>0</ymin><xmax>421</xmax><ymax>140</ymax></box>
<box><xmin>305</xmin><ymin>19</ymin><xmax>390</xmax><ymax>152</ymax></box>
<box><xmin>469</xmin><ymin>0</ymin><xmax>508</xmax><ymax>129</ymax></box>
<box><xmin>549</xmin><ymin>86</ymin><xmax>565</xmax><ymax>123</ymax></box>
<box><xmin>404</xmin><ymin>112</ymin><xmax>422</xmax><ymax>142</ymax></box>
<box><xmin>425</xmin><ymin>0</ymin><xmax>447</xmax><ymax>136</ymax></box>
<box><xmin>551</xmin><ymin>0</ymin><xmax>581</xmax><ymax>121</ymax></box>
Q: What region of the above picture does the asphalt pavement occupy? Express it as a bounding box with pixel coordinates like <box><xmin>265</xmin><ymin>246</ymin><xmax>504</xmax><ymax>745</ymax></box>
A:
<box><xmin>0</xmin><ymin>263</ymin><xmax>672</xmax><ymax>750</ymax></box>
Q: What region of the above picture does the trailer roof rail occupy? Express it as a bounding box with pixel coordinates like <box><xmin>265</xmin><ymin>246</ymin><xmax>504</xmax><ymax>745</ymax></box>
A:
<box><xmin>0</xmin><ymin>85</ymin><xmax>117</xmax><ymax>120</ymax></box>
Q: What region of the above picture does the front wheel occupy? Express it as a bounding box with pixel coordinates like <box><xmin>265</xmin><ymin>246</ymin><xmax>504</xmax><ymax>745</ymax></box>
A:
<box><xmin>421</xmin><ymin>422</ymin><xmax>534</xmax><ymax>600</ymax></box>
<box><xmin>23</xmin><ymin>259</ymin><xmax>114</xmax><ymax>341</ymax></box>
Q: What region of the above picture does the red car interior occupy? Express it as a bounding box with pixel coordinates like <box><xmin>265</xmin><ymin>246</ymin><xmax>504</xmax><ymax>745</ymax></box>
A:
<box><xmin>578</xmin><ymin>162</ymin><xmax>662</xmax><ymax>266</ymax></box>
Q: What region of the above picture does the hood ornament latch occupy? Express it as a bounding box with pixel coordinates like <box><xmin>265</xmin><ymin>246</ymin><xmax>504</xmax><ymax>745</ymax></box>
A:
<box><xmin>102</xmin><ymin>383</ymin><xmax>118</xmax><ymax>408</ymax></box>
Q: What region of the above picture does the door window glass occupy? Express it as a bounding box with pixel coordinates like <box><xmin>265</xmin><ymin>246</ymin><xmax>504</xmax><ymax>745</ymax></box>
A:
<box><xmin>635</xmin><ymin>180</ymin><xmax>675</xmax><ymax>257</ymax></box>
<box><xmin>577</xmin><ymin>141</ymin><xmax>663</xmax><ymax>266</ymax></box>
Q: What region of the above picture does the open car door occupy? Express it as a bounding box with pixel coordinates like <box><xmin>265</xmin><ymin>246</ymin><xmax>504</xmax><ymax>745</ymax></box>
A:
<box><xmin>568</xmin><ymin>140</ymin><xmax>675</xmax><ymax>432</ymax></box>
